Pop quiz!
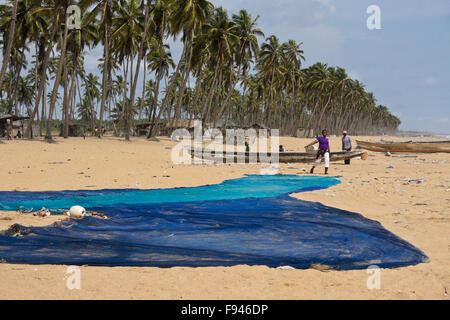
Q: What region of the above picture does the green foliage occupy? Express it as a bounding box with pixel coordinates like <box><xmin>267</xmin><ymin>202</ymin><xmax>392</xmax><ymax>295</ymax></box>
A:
<box><xmin>0</xmin><ymin>0</ymin><xmax>400</xmax><ymax>138</ymax></box>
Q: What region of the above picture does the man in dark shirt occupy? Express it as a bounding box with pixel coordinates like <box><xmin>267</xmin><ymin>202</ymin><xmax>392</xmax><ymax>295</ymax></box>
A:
<box><xmin>342</xmin><ymin>130</ymin><xmax>353</xmax><ymax>164</ymax></box>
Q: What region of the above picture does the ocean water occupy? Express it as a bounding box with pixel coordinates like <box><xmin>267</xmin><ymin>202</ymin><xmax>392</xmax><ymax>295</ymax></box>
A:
<box><xmin>0</xmin><ymin>175</ymin><xmax>428</xmax><ymax>269</ymax></box>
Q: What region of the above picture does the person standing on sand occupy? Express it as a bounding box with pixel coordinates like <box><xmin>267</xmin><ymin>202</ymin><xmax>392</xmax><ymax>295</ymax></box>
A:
<box><xmin>342</xmin><ymin>130</ymin><xmax>353</xmax><ymax>165</ymax></box>
<box><xmin>305</xmin><ymin>129</ymin><xmax>330</xmax><ymax>175</ymax></box>
<box><xmin>6</xmin><ymin>125</ymin><xmax>12</xmax><ymax>140</ymax></box>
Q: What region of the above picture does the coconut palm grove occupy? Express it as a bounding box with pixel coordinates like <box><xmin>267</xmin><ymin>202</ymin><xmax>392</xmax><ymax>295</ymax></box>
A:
<box><xmin>0</xmin><ymin>0</ymin><xmax>401</xmax><ymax>140</ymax></box>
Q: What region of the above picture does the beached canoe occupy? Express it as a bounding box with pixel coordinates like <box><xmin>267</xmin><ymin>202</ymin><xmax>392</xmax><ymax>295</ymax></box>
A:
<box><xmin>379</xmin><ymin>139</ymin><xmax>450</xmax><ymax>145</ymax></box>
<box><xmin>186</xmin><ymin>147</ymin><xmax>366</xmax><ymax>163</ymax></box>
<box><xmin>356</xmin><ymin>140</ymin><xmax>450</xmax><ymax>153</ymax></box>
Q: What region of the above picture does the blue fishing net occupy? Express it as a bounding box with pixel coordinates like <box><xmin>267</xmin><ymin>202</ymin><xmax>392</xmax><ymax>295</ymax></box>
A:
<box><xmin>0</xmin><ymin>175</ymin><xmax>428</xmax><ymax>269</ymax></box>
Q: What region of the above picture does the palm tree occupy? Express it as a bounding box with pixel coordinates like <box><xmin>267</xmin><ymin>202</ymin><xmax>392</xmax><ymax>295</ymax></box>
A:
<box><xmin>45</xmin><ymin>0</ymin><xmax>74</xmax><ymax>140</ymax></box>
<box><xmin>1</xmin><ymin>0</ymin><xmax>49</xmax><ymax>117</ymax></box>
<box><xmin>167</xmin><ymin>0</ymin><xmax>214</xmax><ymax>127</ymax></box>
<box><xmin>80</xmin><ymin>0</ymin><xmax>114</xmax><ymax>137</ymax></box>
<box><xmin>281</xmin><ymin>39</ymin><xmax>304</xmax><ymax>132</ymax></box>
<box><xmin>127</xmin><ymin>0</ymin><xmax>152</xmax><ymax>141</ymax></box>
<box><xmin>17</xmin><ymin>71</ymin><xmax>35</xmax><ymax>115</ymax></box>
<box><xmin>64</xmin><ymin>8</ymin><xmax>98</xmax><ymax>137</ymax></box>
<box><xmin>110</xmin><ymin>0</ymin><xmax>144</xmax><ymax>140</ymax></box>
<box><xmin>77</xmin><ymin>95</ymin><xmax>92</xmax><ymax>123</ymax></box>
<box><xmin>147</xmin><ymin>42</ymin><xmax>175</xmax><ymax>138</ymax></box>
<box><xmin>197</xmin><ymin>7</ymin><xmax>239</xmax><ymax>124</ymax></box>
<box><xmin>24</xmin><ymin>1</ymin><xmax>62</xmax><ymax>138</ymax></box>
<box><xmin>212</xmin><ymin>9</ymin><xmax>263</xmax><ymax>126</ymax></box>
<box><xmin>232</xmin><ymin>9</ymin><xmax>263</xmax><ymax>78</ymax></box>
<box><xmin>0</xmin><ymin>0</ymin><xmax>401</xmax><ymax>140</ymax></box>
<box><xmin>25</xmin><ymin>1</ymin><xmax>52</xmax><ymax>134</ymax></box>
<box><xmin>0</xmin><ymin>0</ymin><xmax>18</xmax><ymax>92</ymax></box>
<box><xmin>83</xmin><ymin>72</ymin><xmax>101</xmax><ymax>134</ymax></box>
<box><xmin>258</xmin><ymin>35</ymin><xmax>285</xmax><ymax>127</ymax></box>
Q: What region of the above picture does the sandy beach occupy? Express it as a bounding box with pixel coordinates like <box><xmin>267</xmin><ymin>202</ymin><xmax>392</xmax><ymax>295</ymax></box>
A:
<box><xmin>0</xmin><ymin>135</ymin><xmax>449</xmax><ymax>299</ymax></box>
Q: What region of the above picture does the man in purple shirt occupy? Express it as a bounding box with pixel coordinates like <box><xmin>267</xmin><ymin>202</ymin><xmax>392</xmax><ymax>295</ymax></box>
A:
<box><xmin>305</xmin><ymin>129</ymin><xmax>330</xmax><ymax>174</ymax></box>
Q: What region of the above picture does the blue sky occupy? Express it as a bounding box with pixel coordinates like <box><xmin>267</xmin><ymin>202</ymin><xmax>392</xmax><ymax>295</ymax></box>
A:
<box><xmin>210</xmin><ymin>0</ymin><xmax>450</xmax><ymax>134</ymax></box>
<box><xmin>2</xmin><ymin>0</ymin><xmax>449</xmax><ymax>134</ymax></box>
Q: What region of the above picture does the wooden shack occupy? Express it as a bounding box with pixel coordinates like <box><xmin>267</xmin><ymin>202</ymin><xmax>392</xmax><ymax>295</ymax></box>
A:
<box><xmin>134</xmin><ymin>122</ymin><xmax>166</xmax><ymax>136</ymax></box>
<box><xmin>240</xmin><ymin>123</ymin><xmax>272</xmax><ymax>137</ymax></box>
<box><xmin>0</xmin><ymin>115</ymin><xmax>29</xmax><ymax>138</ymax></box>
<box><xmin>58</xmin><ymin>123</ymin><xmax>88</xmax><ymax>137</ymax></box>
<box><xmin>163</xmin><ymin>119</ymin><xmax>194</xmax><ymax>136</ymax></box>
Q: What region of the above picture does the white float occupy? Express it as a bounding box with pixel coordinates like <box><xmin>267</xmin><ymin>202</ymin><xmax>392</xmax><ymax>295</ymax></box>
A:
<box><xmin>68</xmin><ymin>205</ymin><xmax>86</xmax><ymax>218</ymax></box>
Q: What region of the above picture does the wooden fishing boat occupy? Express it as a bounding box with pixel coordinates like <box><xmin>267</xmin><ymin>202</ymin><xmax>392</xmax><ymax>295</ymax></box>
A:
<box><xmin>379</xmin><ymin>139</ymin><xmax>450</xmax><ymax>145</ymax></box>
<box><xmin>186</xmin><ymin>147</ymin><xmax>366</xmax><ymax>163</ymax></box>
<box><xmin>356</xmin><ymin>140</ymin><xmax>450</xmax><ymax>153</ymax></box>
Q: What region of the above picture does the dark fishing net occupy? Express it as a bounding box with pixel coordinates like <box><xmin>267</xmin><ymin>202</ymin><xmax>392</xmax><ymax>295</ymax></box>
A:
<box><xmin>0</xmin><ymin>175</ymin><xmax>428</xmax><ymax>269</ymax></box>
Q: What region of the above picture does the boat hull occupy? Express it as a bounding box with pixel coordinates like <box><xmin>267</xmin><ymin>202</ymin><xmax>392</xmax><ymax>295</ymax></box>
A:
<box><xmin>356</xmin><ymin>140</ymin><xmax>450</xmax><ymax>153</ymax></box>
<box><xmin>187</xmin><ymin>148</ymin><xmax>366</xmax><ymax>163</ymax></box>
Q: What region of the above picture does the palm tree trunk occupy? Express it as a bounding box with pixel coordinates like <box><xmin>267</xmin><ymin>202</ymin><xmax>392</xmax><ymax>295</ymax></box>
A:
<box><xmin>98</xmin><ymin>0</ymin><xmax>111</xmax><ymax>138</ymax></box>
<box><xmin>172</xmin><ymin>30</ymin><xmax>194</xmax><ymax>127</ymax></box>
<box><xmin>91</xmin><ymin>97</ymin><xmax>96</xmax><ymax>135</ymax></box>
<box><xmin>187</xmin><ymin>76</ymin><xmax>202</xmax><ymax>127</ymax></box>
<box><xmin>126</xmin><ymin>0</ymin><xmax>151</xmax><ymax>141</ymax></box>
<box><xmin>33</xmin><ymin>41</ymin><xmax>40</xmax><ymax>127</ymax></box>
<box><xmin>62</xmin><ymin>57</ymin><xmax>68</xmax><ymax>137</ymax></box>
<box><xmin>157</xmin><ymin>36</ymin><xmax>188</xmax><ymax>129</ymax></box>
<box><xmin>305</xmin><ymin>97</ymin><xmax>320</xmax><ymax>137</ymax></box>
<box><xmin>138</xmin><ymin>59</ymin><xmax>146</xmax><ymax>121</ymax></box>
<box><xmin>119</xmin><ymin>59</ymin><xmax>128</xmax><ymax>135</ymax></box>
<box><xmin>46</xmin><ymin>16</ymin><xmax>69</xmax><ymax>140</ymax></box>
<box><xmin>203</xmin><ymin>66</ymin><xmax>220</xmax><ymax>125</ymax></box>
<box><xmin>12</xmin><ymin>63</ymin><xmax>23</xmax><ymax>115</ymax></box>
<box><xmin>315</xmin><ymin>92</ymin><xmax>333</xmax><ymax>131</ymax></box>
<box><xmin>214</xmin><ymin>64</ymin><xmax>240</xmax><ymax>127</ymax></box>
<box><xmin>25</xmin><ymin>7</ymin><xmax>60</xmax><ymax>139</ymax></box>
<box><xmin>202</xmin><ymin>49</ymin><xmax>222</xmax><ymax>124</ymax></box>
<box><xmin>40</xmin><ymin>80</ymin><xmax>46</xmax><ymax>136</ymax></box>
<box><xmin>85</xmin><ymin>85</ymin><xmax>94</xmax><ymax>134</ymax></box>
<box><xmin>147</xmin><ymin>71</ymin><xmax>162</xmax><ymax>138</ymax></box>
<box><xmin>64</xmin><ymin>64</ymin><xmax>76</xmax><ymax>138</ymax></box>
<box><xmin>0</xmin><ymin>0</ymin><xmax>18</xmax><ymax>92</ymax></box>
<box><xmin>266</xmin><ymin>70</ymin><xmax>275</xmax><ymax>127</ymax></box>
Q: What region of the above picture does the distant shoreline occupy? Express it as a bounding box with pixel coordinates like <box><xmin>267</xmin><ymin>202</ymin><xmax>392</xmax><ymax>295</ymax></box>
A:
<box><xmin>396</xmin><ymin>130</ymin><xmax>450</xmax><ymax>139</ymax></box>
